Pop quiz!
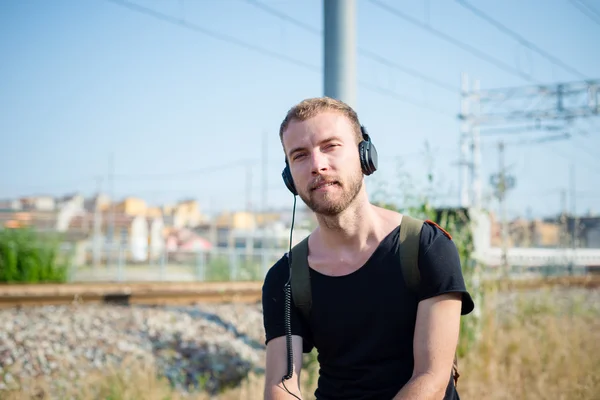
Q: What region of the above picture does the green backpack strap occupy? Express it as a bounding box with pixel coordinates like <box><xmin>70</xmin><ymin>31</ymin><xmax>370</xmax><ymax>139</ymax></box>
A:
<box><xmin>399</xmin><ymin>215</ymin><xmax>461</xmax><ymax>388</ymax></box>
<box><xmin>291</xmin><ymin>216</ymin><xmax>425</xmax><ymax>320</ymax></box>
<box><xmin>289</xmin><ymin>216</ymin><xmax>460</xmax><ymax>386</ymax></box>
<box><xmin>398</xmin><ymin>215</ymin><xmax>425</xmax><ymax>292</ymax></box>
<box><xmin>290</xmin><ymin>235</ymin><xmax>311</xmax><ymax>322</ymax></box>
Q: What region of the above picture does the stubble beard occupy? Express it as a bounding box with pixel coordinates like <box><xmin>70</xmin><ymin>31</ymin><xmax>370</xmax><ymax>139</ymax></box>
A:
<box><xmin>299</xmin><ymin>168</ymin><xmax>364</xmax><ymax>217</ymax></box>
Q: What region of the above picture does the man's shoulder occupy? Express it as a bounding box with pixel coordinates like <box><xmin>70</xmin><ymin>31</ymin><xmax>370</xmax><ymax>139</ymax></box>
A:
<box><xmin>262</xmin><ymin>253</ymin><xmax>290</xmax><ymax>292</ymax></box>
<box><xmin>418</xmin><ymin>218</ymin><xmax>456</xmax><ymax>251</ymax></box>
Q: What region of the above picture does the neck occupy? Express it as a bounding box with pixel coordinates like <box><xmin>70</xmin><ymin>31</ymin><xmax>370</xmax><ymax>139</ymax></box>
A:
<box><xmin>314</xmin><ymin>192</ymin><xmax>379</xmax><ymax>251</ymax></box>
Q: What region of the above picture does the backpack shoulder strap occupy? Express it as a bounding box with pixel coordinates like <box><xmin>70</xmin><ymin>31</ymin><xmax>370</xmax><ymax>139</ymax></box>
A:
<box><xmin>398</xmin><ymin>215</ymin><xmax>425</xmax><ymax>293</ymax></box>
<box><xmin>399</xmin><ymin>215</ymin><xmax>461</xmax><ymax>388</ymax></box>
<box><xmin>289</xmin><ymin>235</ymin><xmax>311</xmax><ymax>321</ymax></box>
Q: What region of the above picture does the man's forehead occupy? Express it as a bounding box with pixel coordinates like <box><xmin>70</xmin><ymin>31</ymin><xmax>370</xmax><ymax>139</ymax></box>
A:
<box><xmin>283</xmin><ymin>113</ymin><xmax>354</xmax><ymax>144</ymax></box>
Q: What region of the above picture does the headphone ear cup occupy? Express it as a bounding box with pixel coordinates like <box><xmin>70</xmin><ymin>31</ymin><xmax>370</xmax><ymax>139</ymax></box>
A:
<box><xmin>359</xmin><ymin>140</ymin><xmax>378</xmax><ymax>176</ymax></box>
<box><xmin>358</xmin><ymin>140</ymin><xmax>369</xmax><ymax>174</ymax></box>
<box><xmin>282</xmin><ymin>164</ymin><xmax>298</xmax><ymax>195</ymax></box>
<box><xmin>366</xmin><ymin>141</ymin><xmax>378</xmax><ymax>175</ymax></box>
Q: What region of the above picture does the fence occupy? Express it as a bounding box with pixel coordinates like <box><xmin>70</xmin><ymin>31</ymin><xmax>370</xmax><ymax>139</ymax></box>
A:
<box><xmin>60</xmin><ymin>242</ymin><xmax>600</xmax><ymax>283</ymax></box>
<box><xmin>66</xmin><ymin>244</ymin><xmax>287</xmax><ymax>283</ymax></box>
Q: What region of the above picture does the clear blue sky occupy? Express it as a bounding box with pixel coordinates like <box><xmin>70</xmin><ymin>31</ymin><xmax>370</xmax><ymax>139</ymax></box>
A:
<box><xmin>1</xmin><ymin>0</ymin><xmax>598</xmax><ymax>219</ymax></box>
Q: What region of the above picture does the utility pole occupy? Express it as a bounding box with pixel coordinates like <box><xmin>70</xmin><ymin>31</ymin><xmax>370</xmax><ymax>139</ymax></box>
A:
<box><xmin>570</xmin><ymin>163</ymin><xmax>578</xmax><ymax>251</ymax></box>
<box><xmin>458</xmin><ymin>74</ymin><xmax>482</xmax><ymax>209</ymax></box>
<box><xmin>261</xmin><ymin>131</ymin><xmax>269</xmax><ymax>252</ymax></box>
<box><xmin>459</xmin><ymin>73</ymin><xmax>471</xmax><ymax>208</ymax></box>
<box><xmin>246</xmin><ymin>162</ymin><xmax>253</xmax><ymax>213</ymax></box>
<box><xmin>323</xmin><ymin>0</ymin><xmax>357</xmax><ymax>108</ymax></box>
<box><xmin>472</xmin><ymin>78</ymin><xmax>482</xmax><ymax>209</ymax></box>
<box><xmin>245</xmin><ymin>161</ymin><xmax>254</xmax><ymax>261</ymax></box>
<box><xmin>498</xmin><ymin>142</ymin><xmax>510</xmax><ymax>277</ymax></box>
<box><xmin>107</xmin><ymin>153</ymin><xmax>116</xmax><ymax>268</ymax></box>
<box><xmin>490</xmin><ymin>141</ymin><xmax>515</xmax><ymax>277</ymax></box>
<box><xmin>262</xmin><ymin>131</ymin><xmax>268</xmax><ymax>213</ymax></box>
<box><xmin>561</xmin><ymin>189</ymin><xmax>567</xmax><ymax>224</ymax></box>
<box><xmin>93</xmin><ymin>176</ymin><xmax>103</xmax><ymax>268</ymax></box>
<box><xmin>560</xmin><ymin>188</ymin><xmax>569</xmax><ymax>267</ymax></box>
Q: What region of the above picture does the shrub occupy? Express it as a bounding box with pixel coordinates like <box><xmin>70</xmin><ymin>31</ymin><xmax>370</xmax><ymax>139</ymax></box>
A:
<box><xmin>0</xmin><ymin>227</ymin><xmax>70</xmax><ymax>283</ymax></box>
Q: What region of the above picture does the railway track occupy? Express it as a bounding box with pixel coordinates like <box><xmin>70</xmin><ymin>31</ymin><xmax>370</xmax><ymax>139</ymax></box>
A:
<box><xmin>483</xmin><ymin>275</ymin><xmax>600</xmax><ymax>290</ymax></box>
<box><xmin>0</xmin><ymin>281</ymin><xmax>264</xmax><ymax>308</ymax></box>
<box><xmin>0</xmin><ymin>275</ymin><xmax>597</xmax><ymax>308</ymax></box>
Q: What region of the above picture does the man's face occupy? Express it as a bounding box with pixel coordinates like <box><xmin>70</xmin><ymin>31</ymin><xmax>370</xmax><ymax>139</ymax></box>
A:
<box><xmin>282</xmin><ymin>111</ymin><xmax>363</xmax><ymax>216</ymax></box>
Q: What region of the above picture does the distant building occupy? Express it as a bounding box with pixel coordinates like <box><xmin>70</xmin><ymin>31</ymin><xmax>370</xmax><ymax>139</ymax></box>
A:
<box><xmin>568</xmin><ymin>216</ymin><xmax>600</xmax><ymax>248</ymax></box>
<box><xmin>19</xmin><ymin>195</ymin><xmax>56</xmax><ymax>211</ymax></box>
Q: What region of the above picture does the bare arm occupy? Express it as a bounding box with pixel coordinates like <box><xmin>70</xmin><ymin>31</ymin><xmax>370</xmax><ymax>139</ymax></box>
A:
<box><xmin>393</xmin><ymin>293</ymin><xmax>463</xmax><ymax>400</ymax></box>
<box><xmin>264</xmin><ymin>335</ymin><xmax>305</xmax><ymax>400</ymax></box>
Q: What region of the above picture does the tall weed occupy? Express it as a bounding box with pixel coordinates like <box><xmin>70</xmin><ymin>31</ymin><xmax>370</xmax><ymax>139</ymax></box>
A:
<box><xmin>0</xmin><ymin>227</ymin><xmax>70</xmax><ymax>283</ymax></box>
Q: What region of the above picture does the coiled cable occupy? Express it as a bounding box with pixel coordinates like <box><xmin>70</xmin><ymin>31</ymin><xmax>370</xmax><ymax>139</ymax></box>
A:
<box><xmin>281</xmin><ymin>195</ymin><xmax>301</xmax><ymax>400</ymax></box>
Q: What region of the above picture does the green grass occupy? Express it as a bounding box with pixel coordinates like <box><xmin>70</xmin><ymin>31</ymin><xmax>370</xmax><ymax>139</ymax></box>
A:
<box><xmin>0</xmin><ymin>227</ymin><xmax>70</xmax><ymax>283</ymax></box>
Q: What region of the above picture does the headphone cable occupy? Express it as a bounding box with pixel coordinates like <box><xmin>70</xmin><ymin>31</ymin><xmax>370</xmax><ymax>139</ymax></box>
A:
<box><xmin>281</xmin><ymin>195</ymin><xmax>301</xmax><ymax>400</ymax></box>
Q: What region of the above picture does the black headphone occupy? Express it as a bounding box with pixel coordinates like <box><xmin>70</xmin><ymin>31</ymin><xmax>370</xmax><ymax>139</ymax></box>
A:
<box><xmin>281</xmin><ymin>125</ymin><xmax>379</xmax><ymax>196</ymax></box>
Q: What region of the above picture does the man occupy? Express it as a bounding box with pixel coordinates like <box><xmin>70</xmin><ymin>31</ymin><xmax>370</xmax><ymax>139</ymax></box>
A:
<box><xmin>262</xmin><ymin>97</ymin><xmax>475</xmax><ymax>400</ymax></box>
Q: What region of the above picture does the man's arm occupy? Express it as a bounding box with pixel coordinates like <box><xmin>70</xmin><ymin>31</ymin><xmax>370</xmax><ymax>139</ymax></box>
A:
<box><xmin>264</xmin><ymin>335</ymin><xmax>305</xmax><ymax>400</ymax></box>
<box><xmin>393</xmin><ymin>292</ymin><xmax>463</xmax><ymax>400</ymax></box>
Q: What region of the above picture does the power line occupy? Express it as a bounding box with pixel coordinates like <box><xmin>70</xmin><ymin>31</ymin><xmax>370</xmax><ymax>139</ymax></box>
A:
<box><xmin>105</xmin><ymin>0</ymin><xmax>320</xmax><ymax>73</ymax></box>
<box><xmin>358</xmin><ymin>49</ymin><xmax>457</xmax><ymax>93</ymax></box>
<box><xmin>456</xmin><ymin>0</ymin><xmax>590</xmax><ymax>79</ymax></box>
<box><xmin>246</xmin><ymin>0</ymin><xmax>321</xmax><ymax>35</ymax></box>
<box><xmin>358</xmin><ymin>80</ymin><xmax>454</xmax><ymax>117</ymax></box>
<box><xmin>114</xmin><ymin>159</ymin><xmax>257</xmax><ymax>181</ymax></box>
<box><xmin>568</xmin><ymin>0</ymin><xmax>600</xmax><ymax>27</ymax></box>
<box><xmin>245</xmin><ymin>0</ymin><xmax>457</xmax><ymax>93</ymax></box>
<box><xmin>547</xmin><ymin>142</ymin><xmax>600</xmax><ymax>174</ymax></box>
<box><xmin>106</xmin><ymin>0</ymin><xmax>456</xmax><ymax>117</ymax></box>
<box><xmin>570</xmin><ymin>135</ymin><xmax>600</xmax><ymax>161</ymax></box>
<box><xmin>368</xmin><ymin>0</ymin><xmax>541</xmax><ymax>84</ymax></box>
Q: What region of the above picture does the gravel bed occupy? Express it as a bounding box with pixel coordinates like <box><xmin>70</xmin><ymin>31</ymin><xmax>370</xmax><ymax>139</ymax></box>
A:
<box><xmin>1</xmin><ymin>287</ymin><xmax>597</xmax><ymax>398</ymax></box>
<box><xmin>0</xmin><ymin>302</ymin><xmax>266</xmax><ymax>397</ymax></box>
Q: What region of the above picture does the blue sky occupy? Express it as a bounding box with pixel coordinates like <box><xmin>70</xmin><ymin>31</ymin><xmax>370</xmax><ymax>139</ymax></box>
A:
<box><xmin>1</xmin><ymin>0</ymin><xmax>598</xmax><ymax>219</ymax></box>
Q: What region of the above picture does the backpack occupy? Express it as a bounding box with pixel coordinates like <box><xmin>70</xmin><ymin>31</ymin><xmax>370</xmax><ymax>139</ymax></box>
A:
<box><xmin>289</xmin><ymin>215</ymin><xmax>461</xmax><ymax>387</ymax></box>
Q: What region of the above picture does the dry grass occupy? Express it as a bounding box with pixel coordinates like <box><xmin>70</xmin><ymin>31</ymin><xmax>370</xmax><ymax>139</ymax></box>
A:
<box><xmin>2</xmin><ymin>358</ymin><xmax>266</xmax><ymax>400</ymax></box>
<box><xmin>5</xmin><ymin>287</ymin><xmax>599</xmax><ymax>400</ymax></box>
<box><xmin>457</xmin><ymin>287</ymin><xmax>600</xmax><ymax>400</ymax></box>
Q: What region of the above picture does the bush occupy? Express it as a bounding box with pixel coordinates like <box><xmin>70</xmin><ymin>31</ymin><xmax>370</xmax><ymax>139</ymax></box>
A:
<box><xmin>0</xmin><ymin>227</ymin><xmax>70</xmax><ymax>283</ymax></box>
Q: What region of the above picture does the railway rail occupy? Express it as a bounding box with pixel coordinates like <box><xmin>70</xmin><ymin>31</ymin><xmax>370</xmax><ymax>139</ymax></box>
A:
<box><xmin>0</xmin><ymin>276</ymin><xmax>597</xmax><ymax>308</ymax></box>
<box><xmin>0</xmin><ymin>281</ymin><xmax>263</xmax><ymax>308</ymax></box>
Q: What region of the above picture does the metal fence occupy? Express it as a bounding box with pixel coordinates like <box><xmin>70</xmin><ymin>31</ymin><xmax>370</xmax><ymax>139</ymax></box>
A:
<box><xmin>66</xmin><ymin>244</ymin><xmax>287</xmax><ymax>283</ymax></box>
<box><xmin>59</xmin><ymin>242</ymin><xmax>600</xmax><ymax>283</ymax></box>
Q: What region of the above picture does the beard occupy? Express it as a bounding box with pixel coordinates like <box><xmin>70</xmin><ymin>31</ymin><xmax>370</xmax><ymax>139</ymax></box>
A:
<box><xmin>299</xmin><ymin>167</ymin><xmax>363</xmax><ymax>216</ymax></box>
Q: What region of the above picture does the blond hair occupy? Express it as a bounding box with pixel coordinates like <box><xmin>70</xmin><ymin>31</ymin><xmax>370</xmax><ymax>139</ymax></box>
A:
<box><xmin>279</xmin><ymin>97</ymin><xmax>362</xmax><ymax>144</ymax></box>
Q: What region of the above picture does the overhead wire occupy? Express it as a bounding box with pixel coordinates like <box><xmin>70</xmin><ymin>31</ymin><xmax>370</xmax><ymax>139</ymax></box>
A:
<box><xmin>104</xmin><ymin>0</ymin><xmax>597</xmax><ymax>203</ymax></box>
<box><xmin>365</xmin><ymin>0</ymin><xmax>600</xmax><ymax>203</ymax></box>
<box><xmin>568</xmin><ymin>0</ymin><xmax>600</xmax><ymax>27</ymax></box>
<box><xmin>247</xmin><ymin>0</ymin><xmax>598</xmax><ymax>202</ymax></box>
<box><xmin>368</xmin><ymin>0</ymin><xmax>542</xmax><ymax>84</ymax></box>
<box><xmin>246</xmin><ymin>0</ymin><xmax>458</xmax><ymax>94</ymax></box>
<box><xmin>452</xmin><ymin>0</ymin><xmax>599</xmax><ymax>168</ymax></box>
<box><xmin>104</xmin><ymin>0</ymin><xmax>320</xmax><ymax>73</ymax></box>
<box><xmin>455</xmin><ymin>0</ymin><xmax>590</xmax><ymax>79</ymax></box>
<box><xmin>105</xmin><ymin>0</ymin><xmax>456</xmax><ymax>118</ymax></box>
<box><xmin>114</xmin><ymin>159</ymin><xmax>258</xmax><ymax>181</ymax></box>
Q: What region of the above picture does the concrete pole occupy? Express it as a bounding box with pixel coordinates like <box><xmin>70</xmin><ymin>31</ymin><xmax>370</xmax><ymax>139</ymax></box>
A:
<box><xmin>472</xmin><ymin>78</ymin><xmax>482</xmax><ymax>209</ymax></box>
<box><xmin>460</xmin><ymin>73</ymin><xmax>471</xmax><ymax>208</ymax></box>
<box><xmin>323</xmin><ymin>0</ymin><xmax>357</xmax><ymax>109</ymax></box>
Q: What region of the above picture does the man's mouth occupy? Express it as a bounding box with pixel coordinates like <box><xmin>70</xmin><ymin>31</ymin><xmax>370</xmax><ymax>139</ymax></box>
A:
<box><xmin>312</xmin><ymin>181</ymin><xmax>339</xmax><ymax>191</ymax></box>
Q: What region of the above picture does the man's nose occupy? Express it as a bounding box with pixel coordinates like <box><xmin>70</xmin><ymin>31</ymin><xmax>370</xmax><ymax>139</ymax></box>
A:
<box><xmin>309</xmin><ymin>151</ymin><xmax>329</xmax><ymax>175</ymax></box>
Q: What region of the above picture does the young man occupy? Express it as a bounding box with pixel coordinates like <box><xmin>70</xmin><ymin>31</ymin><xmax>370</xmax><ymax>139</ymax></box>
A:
<box><xmin>262</xmin><ymin>97</ymin><xmax>475</xmax><ymax>400</ymax></box>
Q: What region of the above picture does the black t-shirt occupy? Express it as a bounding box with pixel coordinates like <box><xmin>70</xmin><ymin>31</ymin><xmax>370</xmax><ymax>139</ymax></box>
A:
<box><xmin>262</xmin><ymin>221</ymin><xmax>475</xmax><ymax>400</ymax></box>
